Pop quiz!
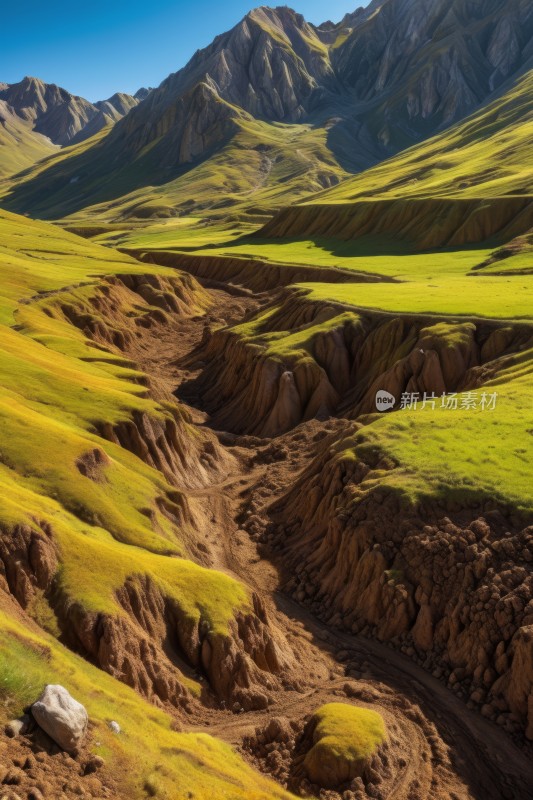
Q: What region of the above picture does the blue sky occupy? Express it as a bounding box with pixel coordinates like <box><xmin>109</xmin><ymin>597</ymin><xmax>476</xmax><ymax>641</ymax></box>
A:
<box><xmin>1</xmin><ymin>1</ymin><xmax>367</xmax><ymax>102</ymax></box>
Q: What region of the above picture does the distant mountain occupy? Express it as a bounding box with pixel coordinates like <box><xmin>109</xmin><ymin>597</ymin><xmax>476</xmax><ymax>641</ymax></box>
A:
<box><xmin>0</xmin><ymin>76</ymin><xmax>97</xmax><ymax>145</ymax></box>
<box><xmin>134</xmin><ymin>87</ymin><xmax>153</xmax><ymax>101</ymax></box>
<box><xmin>69</xmin><ymin>92</ymin><xmax>141</xmax><ymax>145</ymax></box>
<box><xmin>3</xmin><ymin>0</ymin><xmax>532</xmax><ymax>219</ymax></box>
<box><xmin>0</xmin><ymin>77</ymin><xmax>144</xmax><ymax>147</ymax></box>
<box><xmin>330</xmin><ymin>0</ymin><xmax>533</xmax><ymax>148</ymax></box>
<box><xmin>0</xmin><ymin>98</ymin><xmax>56</xmax><ymax>177</ymax></box>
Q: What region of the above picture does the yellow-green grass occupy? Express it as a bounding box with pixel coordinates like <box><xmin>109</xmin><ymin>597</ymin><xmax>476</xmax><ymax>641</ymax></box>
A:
<box><xmin>1</xmin><ymin>115</ymin><xmax>349</xmax><ymax>223</ymax></box>
<box><xmin>0</xmin><ymin>463</ymin><xmax>249</xmax><ymax>633</ymax></box>
<box><xmin>176</xmin><ymin>232</ymin><xmax>533</xmax><ymax>320</ymax></box>
<box><xmin>0</xmin><ymin>612</ymin><xmax>294</xmax><ymax>800</ymax></box>
<box><xmin>183</xmin><ymin>235</ymin><xmax>492</xmax><ymax>276</ymax></box>
<box><xmin>304</xmin><ymin>702</ymin><xmax>386</xmax><ymax>782</ymax></box>
<box><xmin>0</xmin><ymin>208</ymin><xmax>162</xmax><ymax>324</ymax></box>
<box><xmin>338</xmin><ymin>351</ymin><xmax>533</xmax><ymax>515</ymax></box>
<box><xmin>232</xmin><ymin>302</ymin><xmax>360</xmax><ymax>360</ymax></box>
<box><xmin>307</xmin><ymin>71</ymin><xmax>533</xmax><ymax>203</ymax></box>
<box><xmin>0</xmin><ymin>111</ymin><xmax>57</xmax><ymax>179</ymax></box>
<box><xmin>90</xmin><ymin>218</ymin><xmax>257</xmax><ymax>251</ymax></box>
<box><xmin>0</xmin><ymin>211</ymin><xmax>253</xmax><ymax>659</ymax></box>
<box><xmin>300</xmin><ymin>273</ymin><xmax>533</xmax><ymax>320</ymax></box>
<box><xmin>478</xmin><ymin>250</ymin><xmax>533</xmax><ymax>274</ymax></box>
<box><xmin>474</xmin><ymin>233</ymin><xmax>533</xmax><ymax>275</ymax></box>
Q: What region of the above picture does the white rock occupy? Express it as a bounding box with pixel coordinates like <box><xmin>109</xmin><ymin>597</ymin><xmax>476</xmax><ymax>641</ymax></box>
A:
<box><xmin>108</xmin><ymin>720</ymin><xmax>121</xmax><ymax>734</ymax></box>
<box><xmin>32</xmin><ymin>684</ymin><xmax>88</xmax><ymax>752</ymax></box>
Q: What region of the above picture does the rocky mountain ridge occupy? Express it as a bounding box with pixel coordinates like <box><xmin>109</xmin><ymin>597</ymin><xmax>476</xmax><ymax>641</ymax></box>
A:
<box><xmin>0</xmin><ymin>76</ymin><xmax>151</xmax><ymax>146</ymax></box>
<box><xmin>3</xmin><ymin>0</ymin><xmax>532</xmax><ymax>218</ymax></box>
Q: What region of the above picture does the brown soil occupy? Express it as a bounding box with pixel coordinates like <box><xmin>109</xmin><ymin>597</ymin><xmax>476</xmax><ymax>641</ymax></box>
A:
<box><xmin>116</xmin><ymin>280</ymin><xmax>533</xmax><ymax>799</ymax></box>
<box><xmin>0</xmin><ymin>722</ymin><xmax>119</xmax><ymax>800</ymax></box>
<box><xmin>2</xmin><ymin>274</ymin><xmax>533</xmax><ymax>799</ymax></box>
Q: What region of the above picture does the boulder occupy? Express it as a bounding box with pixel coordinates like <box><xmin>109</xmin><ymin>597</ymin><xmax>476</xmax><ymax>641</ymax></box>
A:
<box><xmin>31</xmin><ymin>685</ymin><xmax>88</xmax><ymax>752</ymax></box>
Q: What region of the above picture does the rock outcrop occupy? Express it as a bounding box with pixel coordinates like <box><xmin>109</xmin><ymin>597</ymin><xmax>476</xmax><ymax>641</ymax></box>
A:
<box><xmin>31</xmin><ymin>685</ymin><xmax>88</xmax><ymax>752</ymax></box>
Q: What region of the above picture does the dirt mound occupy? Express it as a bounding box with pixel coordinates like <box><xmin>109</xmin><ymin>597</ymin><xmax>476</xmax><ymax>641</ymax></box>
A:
<box><xmin>0</xmin><ymin>722</ymin><xmax>118</xmax><ymax>800</ymax></box>
<box><xmin>241</xmin><ymin>679</ymin><xmax>462</xmax><ymax>800</ymax></box>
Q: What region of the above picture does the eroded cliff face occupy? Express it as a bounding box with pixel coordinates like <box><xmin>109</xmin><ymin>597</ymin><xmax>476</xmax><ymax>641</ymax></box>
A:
<box><xmin>257</xmin><ymin>437</ymin><xmax>533</xmax><ymax>738</ymax></box>
<box><xmin>259</xmin><ymin>197</ymin><xmax>533</xmax><ymax>248</ymax></box>
<box><xmin>48</xmin><ymin>271</ymin><xmax>227</xmax><ymax>490</ymax></box>
<box><xmin>0</xmin><ymin>522</ymin><xmax>291</xmax><ymax>712</ymax></box>
<box><xmin>0</xmin><ymin>268</ymin><xmax>297</xmax><ymax>716</ymax></box>
<box><xmin>179</xmin><ymin>290</ymin><xmax>533</xmax><ymax>437</ymax></box>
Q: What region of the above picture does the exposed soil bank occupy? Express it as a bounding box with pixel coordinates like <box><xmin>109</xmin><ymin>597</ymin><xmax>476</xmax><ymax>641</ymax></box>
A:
<box><xmin>122</xmin><ymin>248</ymin><xmax>395</xmax><ymax>292</ymax></box>
<box><xmin>178</xmin><ymin>290</ymin><xmax>533</xmax><ymax>436</ymax></box>
<box><xmin>251</xmin><ymin>434</ymin><xmax>533</xmax><ymax>738</ymax></box>
<box><xmin>258</xmin><ymin>196</ymin><xmax>533</xmax><ymax>248</ymax></box>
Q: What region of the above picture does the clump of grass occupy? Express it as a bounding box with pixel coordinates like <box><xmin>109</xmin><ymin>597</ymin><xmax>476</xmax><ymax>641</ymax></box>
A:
<box><xmin>304</xmin><ymin>702</ymin><xmax>387</xmax><ymax>786</ymax></box>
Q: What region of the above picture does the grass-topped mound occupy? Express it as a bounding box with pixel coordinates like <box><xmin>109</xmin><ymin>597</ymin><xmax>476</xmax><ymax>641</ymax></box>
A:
<box><xmin>303</xmin><ymin>703</ymin><xmax>387</xmax><ymax>788</ymax></box>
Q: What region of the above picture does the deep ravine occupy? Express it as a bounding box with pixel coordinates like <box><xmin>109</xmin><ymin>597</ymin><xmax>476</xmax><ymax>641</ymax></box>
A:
<box><xmin>111</xmin><ymin>276</ymin><xmax>533</xmax><ymax>800</ymax></box>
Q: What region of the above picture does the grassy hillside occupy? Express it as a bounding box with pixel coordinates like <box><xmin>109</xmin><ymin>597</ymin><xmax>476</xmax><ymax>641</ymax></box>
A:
<box><xmin>0</xmin><ymin>102</ymin><xmax>56</xmax><ymax>178</ymax></box>
<box><xmin>303</xmin><ymin>71</ymin><xmax>533</xmax><ymax>204</ymax></box>
<box><xmin>0</xmin><ymin>209</ymin><xmax>295</xmax><ymax>800</ymax></box>
<box><xmin>0</xmin><ymin>115</ymin><xmax>349</xmax><ymax>223</ymax></box>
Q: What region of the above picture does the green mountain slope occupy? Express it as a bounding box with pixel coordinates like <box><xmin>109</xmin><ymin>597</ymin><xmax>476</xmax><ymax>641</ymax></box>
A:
<box><xmin>256</xmin><ymin>68</ymin><xmax>533</xmax><ymax>247</ymax></box>
<box><xmin>304</xmin><ymin>69</ymin><xmax>533</xmax><ymax>203</ymax></box>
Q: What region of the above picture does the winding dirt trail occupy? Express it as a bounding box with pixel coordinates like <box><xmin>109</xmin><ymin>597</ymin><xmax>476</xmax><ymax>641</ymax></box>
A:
<box><xmin>123</xmin><ymin>282</ymin><xmax>533</xmax><ymax>800</ymax></box>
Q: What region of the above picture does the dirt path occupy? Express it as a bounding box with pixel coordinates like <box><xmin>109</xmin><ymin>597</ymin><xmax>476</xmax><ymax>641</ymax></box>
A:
<box><xmin>124</xmin><ymin>282</ymin><xmax>533</xmax><ymax>800</ymax></box>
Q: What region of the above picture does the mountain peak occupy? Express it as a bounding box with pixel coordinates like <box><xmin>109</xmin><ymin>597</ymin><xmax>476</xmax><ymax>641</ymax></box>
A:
<box><xmin>0</xmin><ymin>76</ymin><xmax>141</xmax><ymax>146</ymax></box>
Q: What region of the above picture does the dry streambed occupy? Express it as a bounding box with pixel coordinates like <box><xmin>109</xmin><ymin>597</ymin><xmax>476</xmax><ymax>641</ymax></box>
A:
<box><xmin>107</xmin><ymin>270</ymin><xmax>533</xmax><ymax>799</ymax></box>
